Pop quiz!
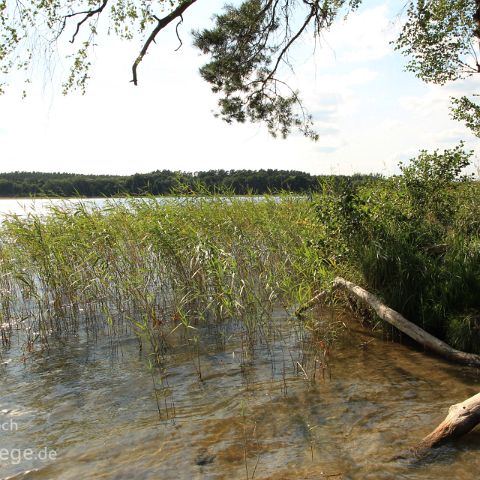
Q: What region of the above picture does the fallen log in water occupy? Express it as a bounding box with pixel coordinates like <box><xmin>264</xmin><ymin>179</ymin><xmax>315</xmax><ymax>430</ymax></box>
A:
<box><xmin>297</xmin><ymin>276</ymin><xmax>480</xmax><ymax>367</ymax></box>
<box><xmin>297</xmin><ymin>277</ymin><xmax>480</xmax><ymax>450</ymax></box>
<box><xmin>415</xmin><ymin>393</ymin><xmax>480</xmax><ymax>451</ymax></box>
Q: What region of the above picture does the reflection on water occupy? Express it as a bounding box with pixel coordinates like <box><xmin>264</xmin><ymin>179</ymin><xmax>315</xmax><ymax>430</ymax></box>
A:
<box><xmin>1</xmin><ymin>309</ymin><xmax>479</xmax><ymax>480</ymax></box>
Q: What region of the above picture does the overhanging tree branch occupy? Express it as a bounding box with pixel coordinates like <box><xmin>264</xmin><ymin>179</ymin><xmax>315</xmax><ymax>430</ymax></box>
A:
<box><xmin>131</xmin><ymin>0</ymin><xmax>197</xmax><ymax>86</ymax></box>
<box><xmin>3</xmin><ymin>0</ymin><xmax>480</xmax><ymax>139</ymax></box>
<box><xmin>56</xmin><ymin>0</ymin><xmax>109</xmax><ymax>43</ymax></box>
<box><xmin>70</xmin><ymin>0</ymin><xmax>108</xmax><ymax>43</ymax></box>
<box><xmin>263</xmin><ymin>4</ymin><xmax>316</xmax><ymax>84</ymax></box>
<box><xmin>174</xmin><ymin>15</ymin><xmax>184</xmax><ymax>52</ymax></box>
<box><xmin>296</xmin><ymin>276</ymin><xmax>480</xmax><ymax>366</ymax></box>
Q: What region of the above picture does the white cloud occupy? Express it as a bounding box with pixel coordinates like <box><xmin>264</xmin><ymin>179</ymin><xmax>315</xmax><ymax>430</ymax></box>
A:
<box><xmin>326</xmin><ymin>4</ymin><xmax>396</xmax><ymax>63</ymax></box>
<box><xmin>398</xmin><ymin>77</ymin><xmax>480</xmax><ymax>151</ymax></box>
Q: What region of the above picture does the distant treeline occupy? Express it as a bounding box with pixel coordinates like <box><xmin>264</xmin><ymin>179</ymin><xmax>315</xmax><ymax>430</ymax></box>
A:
<box><xmin>0</xmin><ymin>170</ymin><xmax>382</xmax><ymax>197</ymax></box>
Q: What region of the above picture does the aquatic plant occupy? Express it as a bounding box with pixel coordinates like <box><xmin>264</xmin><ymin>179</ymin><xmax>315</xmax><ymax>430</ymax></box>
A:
<box><xmin>1</xmin><ymin>155</ymin><xmax>478</xmax><ymax>358</ymax></box>
<box><xmin>0</xmin><ymin>194</ymin><xmax>327</xmax><ymax>356</ymax></box>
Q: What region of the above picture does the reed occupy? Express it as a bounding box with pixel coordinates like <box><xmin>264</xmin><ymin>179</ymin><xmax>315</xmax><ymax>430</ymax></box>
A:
<box><xmin>0</xmin><ymin>194</ymin><xmax>327</xmax><ymax>356</ymax></box>
<box><xmin>2</xmin><ymin>152</ymin><xmax>478</xmax><ymax>358</ymax></box>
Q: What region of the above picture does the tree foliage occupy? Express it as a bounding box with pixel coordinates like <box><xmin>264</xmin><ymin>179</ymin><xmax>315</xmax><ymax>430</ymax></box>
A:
<box><xmin>1</xmin><ymin>0</ymin><xmax>480</xmax><ymax>137</ymax></box>
<box><xmin>451</xmin><ymin>95</ymin><xmax>480</xmax><ymax>137</ymax></box>
<box><xmin>192</xmin><ymin>0</ymin><xmax>360</xmax><ymax>139</ymax></box>
<box><xmin>394</xmin><ymin>0</ymin><xmax>480</xmax><ymax>138</ymax></box>
<box><xmin>399</xmin><ymin>143</ymin><xmax>474</xmax><ymax>224</ymax></box>
<box><xmin>395</xmin><ymin>0</ymin><xmax>479</xmax><ymax>84</ymax></box>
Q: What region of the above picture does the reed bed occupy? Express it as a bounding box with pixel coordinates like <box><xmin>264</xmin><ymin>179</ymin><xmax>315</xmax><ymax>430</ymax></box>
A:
<box><xmin>0</xmin><ymin>195</ymin><xmax>328</xmax><ymax>356</ymax></box>
<box><xmin>1</xmin><ymin>148</ymin><xmax>478</xmax><ymax>359</ymax></box>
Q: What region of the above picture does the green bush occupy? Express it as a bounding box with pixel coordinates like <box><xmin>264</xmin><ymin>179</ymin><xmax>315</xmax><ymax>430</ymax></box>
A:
<box><xmin>316</xmin><ymin>145</ymin><xmax>480</xmax><ymax>352</ymax></box>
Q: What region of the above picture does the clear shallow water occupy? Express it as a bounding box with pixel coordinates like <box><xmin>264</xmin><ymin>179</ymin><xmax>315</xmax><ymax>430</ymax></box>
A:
<box><xmin>1</xmin><ymin>309</ymin><xmax>479</xmax><ymax>480</ymax></box>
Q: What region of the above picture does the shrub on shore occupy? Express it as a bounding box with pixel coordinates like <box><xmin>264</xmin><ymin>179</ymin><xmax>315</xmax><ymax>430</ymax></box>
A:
<box><xmin>314</xmin><ymin>145</ymin><xmax>480</xmax><ymax>352</ymax></box>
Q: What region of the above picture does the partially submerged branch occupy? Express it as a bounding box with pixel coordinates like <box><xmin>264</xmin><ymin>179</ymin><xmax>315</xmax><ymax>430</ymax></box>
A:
<box><xmin>297</xmin><ymin>276</ymin><xmax>480</xmax><ymax>367</ymax></box>
<box><xmin>295</xmin><ymin>289</ymin><xmax>329</xmax><ymax>316</ymax></box>
<box><xmin>298</xmin><ymin>277</ymin><xmax>480</xmax><ymax>450</ymax></box>
<box><xmin>414</xmin><ymin>393</ymin><xmax>480</xmax><ymax>451</ymax></box>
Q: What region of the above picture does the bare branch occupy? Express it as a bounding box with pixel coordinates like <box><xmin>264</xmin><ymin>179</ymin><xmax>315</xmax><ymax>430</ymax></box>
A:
<box><xmin>56</xmin><ymin>0</ymin><xmax>109</xmax><ymax>43</ymax></box>
<box><xmin>174</xmin><ymin>14</ymin><xmax>184</xmax><ymax>52</ymax></box>
<box><xmin>132</xmin><ymin>0</ymin><xmax>197</xmax><ymax>86</ymax></box>
<box><xmin>264</xmin><ymin>3</ymin><xmax>317</xmax><ymax>84</ymax></box>
<box><xmin>70</xmin><ymin>0</ymin><xmax>108</xmax><ymax>43</ymax></box>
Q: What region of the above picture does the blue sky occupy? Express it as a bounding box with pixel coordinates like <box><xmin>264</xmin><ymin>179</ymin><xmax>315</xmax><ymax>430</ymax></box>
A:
<box><xmin>0</xmin><ymin>0</ymin><xmax>478</xmax><ymax>175</ymax></box>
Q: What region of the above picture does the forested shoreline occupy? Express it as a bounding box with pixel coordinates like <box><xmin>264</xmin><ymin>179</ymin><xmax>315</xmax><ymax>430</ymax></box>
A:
<box><xmin>0</xmin><ymin>170</ymin><xmax>380</xmax><ymax>197</ymax></box>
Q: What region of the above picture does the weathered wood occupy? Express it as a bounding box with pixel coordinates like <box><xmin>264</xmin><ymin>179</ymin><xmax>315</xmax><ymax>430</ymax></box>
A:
<box><xmin>333</xmin><ymin>277</ymin><xmax>480</xmax><ymax>367</ymax></box>
<box><xmin>415</xmin><ymin>393</ymin><xmax>480</xmax><ymax>450</ymax></box>
<box><xmin>297</xmin><ymin>276</ymin><xmax>480</xmax><ymax>367</ymax></box>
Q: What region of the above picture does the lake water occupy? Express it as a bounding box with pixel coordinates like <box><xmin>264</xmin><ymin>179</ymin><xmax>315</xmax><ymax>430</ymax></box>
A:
<box><xmin>1</xmin><ymin>308</ymin><xmax>479</xmax><ymax>480</ymax></box>
<box><xmin>0</xmin><ymin>197</ymin><xmax>479</xmax><ymax>479</ymax></box>
<box><xmin>0</xmin><ymin>198</ymin><xmax>140</xmax><ymax>218</ymax></box>
<box><xmin>0</xmin><ymin>196</ymin><xmax>281</xmax><ymax>219</ymax></box>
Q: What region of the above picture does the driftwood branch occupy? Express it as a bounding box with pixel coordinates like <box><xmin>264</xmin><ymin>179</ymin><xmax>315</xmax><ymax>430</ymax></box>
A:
<box><xmin>297</xmin><ymin>276</ymin><xmax>480</xmax><ymax>367</ymax></box>
<box><xmin>415</xmin><ymin>393</ymin><xmax>480</xmax><ymax>451</ymax></box>
<box><xmin>131</xmin><ymin>0</ymin><xmax>197</xmax><ymax>86</ymax></box>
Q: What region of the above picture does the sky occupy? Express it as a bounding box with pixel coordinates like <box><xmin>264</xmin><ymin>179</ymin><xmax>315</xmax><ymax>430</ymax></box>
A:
<box><xmin>0</xmin><ymin>0</ymin><xmax>479</xmax><ymax>176</ymax></box>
